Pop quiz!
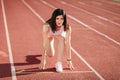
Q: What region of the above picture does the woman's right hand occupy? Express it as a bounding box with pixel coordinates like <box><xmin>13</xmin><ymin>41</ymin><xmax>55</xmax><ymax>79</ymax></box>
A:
<box><xmin>67</xmin><ymin>61</ymin><xmax>74</xmax><ymax>70</ymax></box>
<box><xmin>39</xmin><ymin>54</ymin><xmax>46</xmax><ymax>70</ymax></box>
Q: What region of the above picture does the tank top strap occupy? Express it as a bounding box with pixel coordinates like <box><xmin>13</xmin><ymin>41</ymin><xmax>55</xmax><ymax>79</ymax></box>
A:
<box><xmin>48</xmin><ymin>26</ymin><xmax>66</xmax><ymax>37</ymax></box>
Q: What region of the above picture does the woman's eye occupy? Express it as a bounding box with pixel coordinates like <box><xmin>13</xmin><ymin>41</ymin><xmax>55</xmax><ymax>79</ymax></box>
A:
<box><xmin>61</xmin><ymin>18</ymin><xmax>63</xmax><ymax>20</ymax></box>
<box><xmin>56</xmin><ymin>17</ymin><xmax>59</xmax><ymax>20</ymax></box>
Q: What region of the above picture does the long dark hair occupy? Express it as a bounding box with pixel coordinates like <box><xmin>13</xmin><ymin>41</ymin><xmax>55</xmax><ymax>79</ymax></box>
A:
<box><xmin>46</xmin><ymin>8</ymin><xmax>68</xmax><ymax>33</ymax></box>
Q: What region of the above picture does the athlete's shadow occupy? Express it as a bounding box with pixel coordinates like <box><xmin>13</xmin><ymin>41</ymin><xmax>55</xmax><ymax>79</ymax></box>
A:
<box><xmin>0</xmin><ymin>64</ymin><xmax>12</xmax><ymax>78</ymax></box>
<box><xmin>16</xmin><ymin>54</ymin><xmax>56</xmax><ymax>76</ymax></box>
<box><xmin>25</xmin><ymin>55</ymin><xmax>41</xmax><ymax>64</ymax></box>
<box><xmin>13</xmin><ymin>55</ymin><xmax>41</xmax><ymax>66</ymax></box>
<box><xmin>0</xmin><ymin>54</ymin><xmax>56</xmax><ymax>78</ymax></box>
<box><xmin>0</xmin><ymin>54</ymin><xmax>42</xmax><ymax>78</ymax></box>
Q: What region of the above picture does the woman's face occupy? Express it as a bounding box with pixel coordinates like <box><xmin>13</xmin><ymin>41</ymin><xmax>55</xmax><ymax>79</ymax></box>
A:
<box><xmin>55</xmin><ymin>15</ymin><xmax>64</xmax><ymax>27</ymax></box>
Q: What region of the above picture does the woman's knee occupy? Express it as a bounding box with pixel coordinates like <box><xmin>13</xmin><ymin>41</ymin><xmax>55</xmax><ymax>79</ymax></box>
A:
<box><xmin>46</xmin><ymin>48</ymin><xmax>55</xmax><ymax>57</ymax></box>
<box><xmin>45</xmin><ymin>43</ymin><xmax>55</xmax><ymax>57</ymax></box>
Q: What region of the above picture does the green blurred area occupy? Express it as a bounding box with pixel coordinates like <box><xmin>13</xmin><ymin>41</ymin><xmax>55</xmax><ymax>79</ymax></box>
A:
<box><xmin>113</xmin><ymin>0</ymin><xmax>120</xmax><ymax>2</ymax></box>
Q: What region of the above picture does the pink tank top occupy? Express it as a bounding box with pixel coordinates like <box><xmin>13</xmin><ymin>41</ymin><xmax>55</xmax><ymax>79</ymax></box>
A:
<box><xmin>48</xmin><ymin>26</ymin><xmax>66</xmax><ymax>37</ymax></box>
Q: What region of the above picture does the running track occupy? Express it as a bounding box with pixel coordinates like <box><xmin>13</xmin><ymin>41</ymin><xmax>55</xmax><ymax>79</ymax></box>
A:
<box><xmin>0</xmin><ymin>0</ymin><xmax>120</xmax><ymax>80</ymax></box>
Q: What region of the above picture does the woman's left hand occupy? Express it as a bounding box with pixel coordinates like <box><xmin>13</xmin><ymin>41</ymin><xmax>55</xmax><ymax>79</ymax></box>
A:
<box><xmin>67</xmin><ymin>61</ymin><xmax>74</xmax><ymax>70</ymax></box>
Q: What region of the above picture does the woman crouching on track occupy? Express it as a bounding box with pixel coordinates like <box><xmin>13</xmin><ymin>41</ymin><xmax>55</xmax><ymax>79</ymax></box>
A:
<box><xmin>39</xmin><ymin>8</ymin><xmax>74</xmax><ymax>72</ymax></box>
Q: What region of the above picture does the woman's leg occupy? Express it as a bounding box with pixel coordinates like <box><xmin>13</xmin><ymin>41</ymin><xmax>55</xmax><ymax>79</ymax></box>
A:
<box><xmin>56</xmin><ymin>35</ymin><xmax>65</xmax><ymax>62</ymax></box>
<box><xmin>40</xmin><ymin>37</ymin><xmax>55</xmax><ymax>69</ymax></box>
<box><xmin>47</xmin><ymin>37</ymin><xmax>55</xmax><ymax>57</ymax></box>
<box><xmin>43</xmin><ymin>37</ymin><xmax>55</xmax><ymax>57</ymax></box>
<box><xmin>55</xmin><ymin>35</ymin><xmax>65</xmax><ymax>72</ymax></box>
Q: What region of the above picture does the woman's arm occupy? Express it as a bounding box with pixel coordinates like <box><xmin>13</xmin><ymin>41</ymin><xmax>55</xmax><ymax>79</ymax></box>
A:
<box><xmin>66</xmin><ymin>26</ymin><xmax>72</xmax><ymax>60</ymax></box>
<box><xmin>40</xmin><ymin>23</ymin><xmax>49</xmax><ymax>69</ymax></box>
<box><xmin>42</xmin><ymin>23</ymin><xmax>50</xmax><ymax>50</ymax></box>
<box><xmin>65</xmin><ymin>25</ymin><xmax>74</xmax><ymax>70</ymax></box>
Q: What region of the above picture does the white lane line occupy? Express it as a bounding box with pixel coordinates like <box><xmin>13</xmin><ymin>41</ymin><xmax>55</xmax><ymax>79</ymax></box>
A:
<box><xmin>41</xmin><ymin>0</ymin><xmax>55</xmax><ymax>9</ymax></box>
<box><xmin>108</xmin><ymin>1</ymin><xmax>120</xmax><ymax>6</ymax></box>
<box><xmin>91</xmin><ymin>1</ymin><xmax>102</xmax><ymax>6</ymax></box>
<box><xmin>21</xmin><ymin>0</ymin><xmax>45</xmax><ymax>23</ymax></box>
<box><xmin>60</xmin><ymin>1</ymin><xmax>120</xmax><ymax>26</ymax></box>
<box><xmin>41</xmin><ymin>0</ymin><xmax>120</xmax><ymax>46</ymax></box>
<box><xmin>86</xmin><ymin>1</ymin><xmax>120</xmax><ymax>16</ymax></box>
<box><xmin>71</xmin><ymin>48</ymin><xmax>105</xmax><ymax>80</ymax></box>
<box><xmin>68</xmin><ymin>15</ymin><xmax>120</xmax><ymax>46</ymax></box>
<box><xmin>78</xmin><ymin>2</ymin><xmax>86</xmax><ymax>5</ymax></box>
<box><xmin>16</xmin><ymin>69</ymin><xmax>93</xmax><ymax>74</ymax></box>
<box><xmin>38</xmin><ymin>71</ymin><xmax>93</xmax><ymax>73</ymax></box>
<box><xmin>79</xmin><ymin>1</ymin><xmax>120</xmax><ymax>17</ymax></box>
<box><xmin>22</xmin><ymin>0</ymin><xmax>105</xmax><ymax>80</ymax></box>
<box><xmin>1</xmin><ymin>0</ymin><xmax>17</xmax><ymax>80</ymax></box>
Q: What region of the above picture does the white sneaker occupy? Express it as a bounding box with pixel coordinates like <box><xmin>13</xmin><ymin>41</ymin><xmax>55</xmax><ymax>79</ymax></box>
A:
<box><xmin>55</xmin><ymin>62</ymin><xmax>63</xmax><ymax>72</ymax></box>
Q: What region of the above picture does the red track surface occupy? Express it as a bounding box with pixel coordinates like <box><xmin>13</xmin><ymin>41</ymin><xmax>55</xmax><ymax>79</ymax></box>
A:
<box><xmin>0</xmin><ymin>0</ymin><xmax>120</xmax><ymax>80</ymax></box>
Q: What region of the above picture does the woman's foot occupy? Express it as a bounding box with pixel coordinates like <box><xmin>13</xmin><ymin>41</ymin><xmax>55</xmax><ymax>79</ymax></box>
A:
<box><xmin>55</xmin><ymin>61</ymin><xmax>63</xmax><ymax>72</ymax></box>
